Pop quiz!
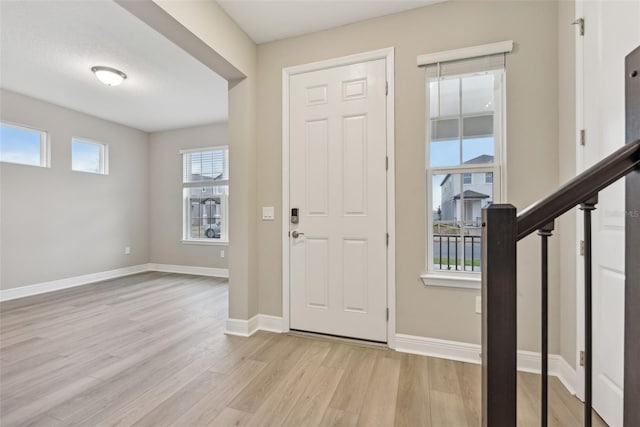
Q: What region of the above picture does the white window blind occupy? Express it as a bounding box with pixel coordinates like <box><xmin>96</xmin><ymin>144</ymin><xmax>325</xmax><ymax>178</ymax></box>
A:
<box><xmin>424</xmin><ymin>53</ymin><xmax>506</xmax><ymax>78</ymax></box>
<box><xmin>182</xmin><ymin>147</ymin><xmax>228</xmax><ymax>184</ymax></box>
<box><xmin>417</xmin><ymin>40</ymin><xmax>513</xmax><ymax>69</ymax></box>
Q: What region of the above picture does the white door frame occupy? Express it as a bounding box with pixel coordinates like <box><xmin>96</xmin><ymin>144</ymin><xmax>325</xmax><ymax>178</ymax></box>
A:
<box><xmin>574</xmin><ymin>2</ymin><xmax>637</xmax><ymax>411</ymax></box>
<box><xmin>575</xmin><ymin>0</ymin><xmax>586</xmax><ymax>401</ymax></box>
<box><xmin>281</xmin><ymin>47</ymin><xmax>396</xmax><ymax>348</ymax></box>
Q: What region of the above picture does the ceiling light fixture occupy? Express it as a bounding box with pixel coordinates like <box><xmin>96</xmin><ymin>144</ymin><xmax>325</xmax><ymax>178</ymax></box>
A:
<box><xmin>91</xmin><ymin>66</ymin><xmax>127</xmax><ymax>86</ymax></box>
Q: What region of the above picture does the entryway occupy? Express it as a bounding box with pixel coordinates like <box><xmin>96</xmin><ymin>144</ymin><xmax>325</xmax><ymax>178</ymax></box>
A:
<box><xmin>282</xmin><ymin>49</ymin><xmax>395</xmax><ymax>343</ymax></box>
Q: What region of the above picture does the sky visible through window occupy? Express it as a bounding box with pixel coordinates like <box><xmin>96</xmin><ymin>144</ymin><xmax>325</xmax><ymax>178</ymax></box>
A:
<box><xmin>0</xmin><ymin>124</ymin><xmax>42</xmax><ymax>166</ymax></box>
<box><xmin>72</xmin><ymin>140</ymin><xmax>102</xmax><ymax>173</ymax></box>
<box><xmin>431</xmin><ymin>136</ymin><xmax>493</xmax><ymax>210</ymax></box>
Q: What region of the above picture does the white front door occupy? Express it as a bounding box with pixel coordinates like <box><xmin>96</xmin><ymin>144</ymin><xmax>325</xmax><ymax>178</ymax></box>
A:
<box><xmin>288</xmin><ymin>58</ymin><xmax>388</xmax><ymax>342</ymax></box>
<box><xmin>581</xmin><ymin>2</ymin><xmax>640</xmax><ymax>425</ymax></box>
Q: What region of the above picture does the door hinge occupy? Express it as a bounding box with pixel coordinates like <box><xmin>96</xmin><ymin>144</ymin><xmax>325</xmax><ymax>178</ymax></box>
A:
<box><xmin>579</xmin><ymin>129</ymin><xmax>586</xmax><ymax>146</ymax></box>
<box><xmin>580</xmin><ymin>240</ymin><xmax>585</xmax><ymax>256</ymax></box>
<box><xmin>385</xmin><ymin>156</ymin><xmax>389</xmax><ymax>171</ymax></box>
<box><xmin>579</xmin><ymin>351</ymin><xmax>585</xmax><ymax>366</ymax></box>
<box><xmin>572</xmin><ymin>18</ymin><xmax>584</xmax><ymax>36</ymax></box>
<box><xmin>385</xmin><ymin>81</ymin><xmax>389</xmax><ymax>96</ymax></box>
<box><xmin>386</xmin><ymin>307</ymin><xmax>389</xmax><ymax>321</ymax></box>
<box><xmin>386</xmin><ymin>233</ymin><xmax>389</xmax><ymax>246</ymax></box>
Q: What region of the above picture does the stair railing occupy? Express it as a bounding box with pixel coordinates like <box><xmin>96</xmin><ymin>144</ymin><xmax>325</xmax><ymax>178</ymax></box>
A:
<box><xmin>481</xmin><ymin>45</ymin><xmax>640</xmax><ymax>427</ymax></box>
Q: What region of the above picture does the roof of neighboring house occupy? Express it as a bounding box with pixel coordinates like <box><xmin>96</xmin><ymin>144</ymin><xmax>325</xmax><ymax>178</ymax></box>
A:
<box><xmin>190</xmin><ymin>173</ymin><xmax>224</xmax><ymax>181</ymax></box>
<box><xmin>439</xmin><ymin>154</ymin><xmax>495</xmax><ymax>187</ymax></box>
<box><xmin>453</xmin><ymin>190</ymin><xmax>491</xmax><ymax>200</ymax></box>
<box><xmin>462</xmin><ymin>154</ymin><xmax>494</xmax><ymax>165</ymax></box>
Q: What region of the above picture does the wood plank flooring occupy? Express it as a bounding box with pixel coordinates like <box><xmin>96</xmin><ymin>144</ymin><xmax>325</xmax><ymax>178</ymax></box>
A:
<box><xmin>0</xmin><ymin>272</ymin><xmax>606</xmax><ymax>426</ymax></box>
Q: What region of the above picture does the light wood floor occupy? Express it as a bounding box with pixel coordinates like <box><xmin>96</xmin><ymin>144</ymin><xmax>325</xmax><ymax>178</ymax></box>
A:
<box><xmin>0</xmin><ymin>272</ymin><xmax>606</xmax><ymax>426</ymax></box>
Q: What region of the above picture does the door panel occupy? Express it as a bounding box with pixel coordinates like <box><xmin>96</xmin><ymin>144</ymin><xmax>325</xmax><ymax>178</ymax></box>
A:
<box><xmin>305</xmin><ymin>237</ymin><xmax>330</xmax><ymax>309</ymax></box>
<box><xmin>305</xmin><ymin>119</ymin><xmax>329</xmax><ymax>215</ymax></box>
<box><xmin>289</xmin><ymin>59</ymin><xmax>387</xmax><ymax>342</ymax></box>
<box><xmin>343</xmin><ymin>115</ymin><xmax>368</xmax><ymax>215</ymax></box>
<box><xmin>343</xmin><ymin>238</ymin><xmax>369</xmax><ymax>312</ymax></box>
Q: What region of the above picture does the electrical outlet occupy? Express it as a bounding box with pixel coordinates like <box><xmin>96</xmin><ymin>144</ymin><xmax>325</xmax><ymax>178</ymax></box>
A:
<box><xmin>124</xmin><ymin>246</ymin><xmax>131</xmax><ymax>255</ymax></box>
<box><xmin>475</xmin><ymin>296</ymin><xmax>481</xmax><ymax>314</ymax></box>
<box><xmin>220</xmin><ymin>249</ymin><xmax>225</xmax><ymax>258</ymax></box>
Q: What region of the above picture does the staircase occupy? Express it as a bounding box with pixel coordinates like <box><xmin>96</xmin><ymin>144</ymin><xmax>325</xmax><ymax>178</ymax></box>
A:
<box><xmin>481</xmin><ymin>47</ymin><xmax>640</xmax><ymax>426</ymax></box>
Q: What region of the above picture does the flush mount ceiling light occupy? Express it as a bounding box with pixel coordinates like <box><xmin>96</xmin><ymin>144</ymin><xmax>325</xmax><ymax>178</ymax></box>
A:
<box><xmin>91</xmin><ymin>66</ymin><xmax>127</xmax><ymax>86</ymax></box>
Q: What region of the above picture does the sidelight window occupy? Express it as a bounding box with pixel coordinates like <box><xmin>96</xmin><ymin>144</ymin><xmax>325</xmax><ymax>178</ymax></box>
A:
<box><xmin>423</xmin><ymin>52</ymin><xmax>506</xmax><ymax>283</ymax></box>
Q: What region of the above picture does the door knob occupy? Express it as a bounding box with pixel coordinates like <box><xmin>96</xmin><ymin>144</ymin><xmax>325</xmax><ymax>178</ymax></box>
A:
<box><xmin>291</xmin><ymin>230</ymin><xmax>305</xmax><ymax>238</ymax></box>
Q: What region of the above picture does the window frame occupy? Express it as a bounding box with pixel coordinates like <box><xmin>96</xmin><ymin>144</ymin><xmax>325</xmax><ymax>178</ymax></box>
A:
<box><xmin>71</xmin><ymin>137</ymin><xmax>108</xmax><ymax>175</ymax></box>
<box><xmin>180</xmin><ymin>146</ymin><xmax>229</xmax><ymax>245</ymax></box>
<box><xmin>0</xmin><ymin>121</ymin><xmax>50</xmax><ymax>168</ymax></box>
<box><xmin>423</xmin><ymin>68</ymin><xmax>507</xmax><ymax>289</ymax></box>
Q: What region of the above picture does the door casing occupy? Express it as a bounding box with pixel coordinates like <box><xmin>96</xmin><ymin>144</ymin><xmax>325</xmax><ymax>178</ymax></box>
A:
<box><xmin>574</xmin><ymin>1</ymin><xmax>639</xmax><ymax>419</ymax></box>
<box><xmin>282</xmin><ymin>47</ymin><xmax>396</xmax><ymax>348</ymax></box>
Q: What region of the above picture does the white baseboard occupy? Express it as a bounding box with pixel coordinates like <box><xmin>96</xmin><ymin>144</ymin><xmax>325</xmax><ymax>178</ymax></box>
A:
<box><xmin>225</xmin><ymin>315</ymin><xmax>259</xmax><ymax>337</ymax></box>
<box><xmin>224</xmin><ymin>314</ymin><xmax>285</xmax><ymax>337</ymax></box>
<box><xmin>0</xmin><ymin>264</ymin><xmax>149</xmax><ymax>302</ymax></box>
<box><xmin>395</xmin><ymin>334</ymin><xmax>577</xmax><ymax>395</ymax></box>
<box><xmin>549</xmin><ymin>353</ymin><xmax>578</xmax><ymax>395</ymax></box>
<box><xmin>147</xmin><ymin>263</ymin><xmax>228</xmax><ymax>278</ymax></box>
<box><xmin>256</xmin><ymin>315</ymin><xmax>286</xmax><ymax>333</ymax></box>
<box><xmin>0</xmin><ymin>263</ymin><xmax>229</xmax><ymax>302</ymax></box>
<box><xmin>395</xmin><ymin>334</ymin><xmax>482</xmax><ymax>364</ymax></box>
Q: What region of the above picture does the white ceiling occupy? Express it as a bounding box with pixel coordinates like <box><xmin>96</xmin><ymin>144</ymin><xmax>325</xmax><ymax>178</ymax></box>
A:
<box><xmin>0</xmin><ymin>0</ymin><xmax>228</xmax><ymax>133</ymax></box>
<box><xmin>217</xmin><ymin>0</ymin><xmax>444</xmax><ymax>44</ymax></box>
<box><xmin>0</xmin><ymin>1</ymin><xmax>445</xmax><ymax>132</ymax></box>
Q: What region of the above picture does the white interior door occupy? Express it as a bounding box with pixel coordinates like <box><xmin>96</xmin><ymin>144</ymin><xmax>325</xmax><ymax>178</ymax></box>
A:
<box><xmin>581</xmin><ymin>2</ymin><xmax>640</xmax><ymax>425</ymax></box>
<box><xmin>288</xmin><ymin>59</ymin><xmax>388</xmax><ymax>342</ymax></box>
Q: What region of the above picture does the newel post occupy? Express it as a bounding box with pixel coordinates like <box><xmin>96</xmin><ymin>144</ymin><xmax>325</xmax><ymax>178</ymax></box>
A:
<box><xmin>481</xmin><ymin>204</ymin><xmax>518</xmax><ymax>427</ymax></box>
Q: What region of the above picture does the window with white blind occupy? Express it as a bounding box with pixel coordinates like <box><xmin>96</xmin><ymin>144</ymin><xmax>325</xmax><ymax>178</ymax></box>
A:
<box><xmin>419</xmin><ymin>42</ymin><xmax>511</xmax><ymax>287</ymax></box>
<box><xmin>181</xmin><ymin>147</ymin><xmax>229</xmax><ymax>243</ymax></box>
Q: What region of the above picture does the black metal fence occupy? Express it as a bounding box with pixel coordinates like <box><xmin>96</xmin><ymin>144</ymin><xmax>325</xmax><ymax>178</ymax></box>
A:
<box><xmin>433</xmin><ymin>235</ymin><xmax>481</xmax><ymax>271</ymax></box>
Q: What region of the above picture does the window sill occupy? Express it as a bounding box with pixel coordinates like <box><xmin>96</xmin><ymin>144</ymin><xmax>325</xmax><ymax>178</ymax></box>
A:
<box><xmin>181</xmin><ymin>240</ymin><xmax>228</xmax><ymax>246</ymax></box>
<box><xmin>420</xmin><ymin>272</ymin><xmax>481</xmax><ymax>289</ymax></box>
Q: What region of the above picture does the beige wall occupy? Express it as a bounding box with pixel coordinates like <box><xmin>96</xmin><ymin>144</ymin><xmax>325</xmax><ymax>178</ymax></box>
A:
<box><xmin>0</xmin><ymin>90</ymin><xmax>149</xmax><ymax>290</ymax></box>
<box><xmin>149</xmin><ymin>123</ymin><xmax>229</xmax><ymax>269</ymax></box>
<box><xmin>256</xmin><ymin>0</ymin><xmax>561</xmax><ymax>350</ymax></box>
<box><xmin>557</xmin><ymin>0</ymin><xmax>578</xmax><ymax>368</ymax></box>
<box><xmin>154</xmin><ymin>0</ymin><xmax>260</xmax><ymax>320</ymax></box>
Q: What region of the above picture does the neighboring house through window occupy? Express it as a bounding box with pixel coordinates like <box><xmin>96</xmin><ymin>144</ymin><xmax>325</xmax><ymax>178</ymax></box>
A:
<box><xmin>485</xmin><ymin>172</ymin><xmax>493</xmax><ymax>184</ymax></box>
<box><xmin>419</xmin><ymin>43</ymin><xmax>510</xmax><ymax>286</ymax></box>
<box><xmin>0</xmin><ymin>122</ymin><xmax>49</xmax><ymax>167</ymax></box>
<box><xmin>181</xmin><ymin>147</ymin><xmax>229</xmax><ymax>243</ymax></box>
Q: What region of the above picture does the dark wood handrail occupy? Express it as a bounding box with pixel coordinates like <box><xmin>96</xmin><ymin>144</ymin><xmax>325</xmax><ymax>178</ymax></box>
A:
<box><xmin>517</xmin><ymin>139</ymin><xmax>640</xmax><ymax>240</ymax></box>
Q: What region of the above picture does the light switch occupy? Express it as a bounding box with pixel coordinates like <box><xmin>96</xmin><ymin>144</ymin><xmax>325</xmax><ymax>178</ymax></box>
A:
<box><xmin>262</xmin><ymin>206</ymin><xmax>275</xmax><ymax>220</ymax></box>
